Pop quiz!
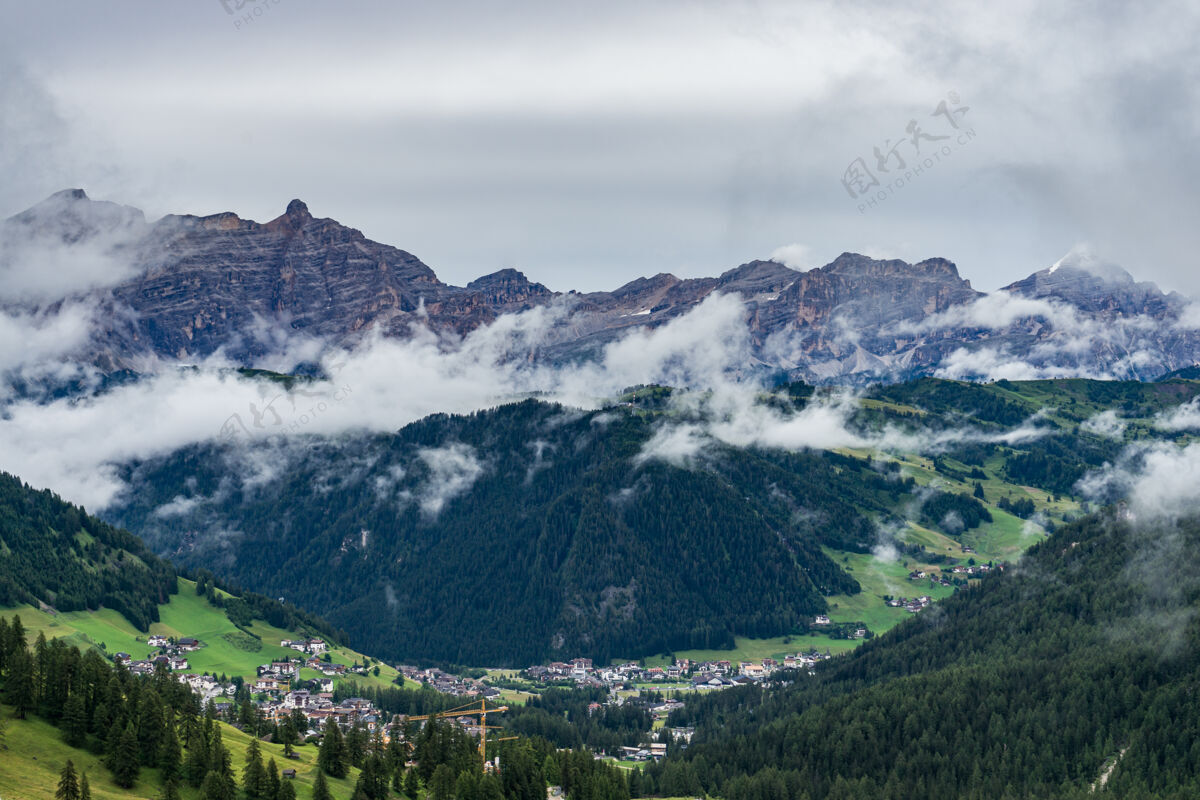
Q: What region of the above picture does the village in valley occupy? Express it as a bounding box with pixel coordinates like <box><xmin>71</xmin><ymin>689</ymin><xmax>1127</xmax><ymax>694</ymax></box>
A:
<box><xmin>105</xmin><ymin>621</ymin><xmax>845</xmax><ymax>762</ymax></box>
<box><xmin>92</xmin><ymin>556</ymin><xmax>1011</xmax><ymax>770</ymax></box>
<box><xmin>521</xmin><ymin>649</ymin><xmax>836</xmax><ymax>693</ymax></box>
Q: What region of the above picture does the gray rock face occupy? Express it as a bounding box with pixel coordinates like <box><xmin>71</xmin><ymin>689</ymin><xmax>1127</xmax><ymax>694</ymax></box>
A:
<box><xmin>6</xmin><ymin>190</ymin><xmax>1200</xmax><ymax>383</ymax></box>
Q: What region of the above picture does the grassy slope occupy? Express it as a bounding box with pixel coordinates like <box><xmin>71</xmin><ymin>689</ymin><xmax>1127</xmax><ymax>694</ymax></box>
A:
<box><xmin>661</xmin><ymin>380</ymin><xmax>1157</xmax><ymax>665</ymax></box>
<box><xmin>4</xmin><ymin>577</ymin><xmax>405</xmax><ymax>691</ymax></box>
<box><xmin>0</xmin><ymin>704</ymin><xmax>361</xmax><ymax>800</ymax></box>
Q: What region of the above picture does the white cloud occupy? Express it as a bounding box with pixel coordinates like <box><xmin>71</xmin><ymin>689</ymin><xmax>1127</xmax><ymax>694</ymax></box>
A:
<box><xmin>152</xmin><ymin>494</ymin><xmax>199</xmax><ymax>518</ymax></box>
<box><xmin>416</xmin><ymin>443</ymin><xmax>484</xmax><ymax>518</ymax></box>
<box><xmin>1081</xmin><ymin>410</ymin><xmax>1127</xmax><ymax>439</ymax></box>
<box><xmin>1174</xmin><ymin>303</ymin><xmax>1200</xmax><ymax>330</ymax></box>
<box><xmin>0</xmin><ymin>301</ymin><xmax>97</xmax><ymax>374</ymax></box>
<box><xmin>1081</xmin><ymin>441</ymin><xmax>1200</xmax><ymax>522</ymax></box>
<box><xmin>1154</xmin><ymin>398</ymin><xmax>1200</xmax><ymax>432</ymax></box>
<box><xmin>767</xmin><ymin>243</ymin><xmax>812</xmax><ymax>270</ymax></box>
<box><xmin>934</xmin><ymin>347</ymin><xmax>1055</xmax><ymax>381</ymax></box>
<box><xmin>634</xmin><ymin>423</ymin><xmax>709</xmax><ymax>467</ymax></box>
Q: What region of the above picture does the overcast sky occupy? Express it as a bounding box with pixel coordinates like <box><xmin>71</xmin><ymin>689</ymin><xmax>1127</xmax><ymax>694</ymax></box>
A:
<box><xmin>2</xmin><ymin>0</ymin><xmax>1198</xmax><ymax>294</ymax></box>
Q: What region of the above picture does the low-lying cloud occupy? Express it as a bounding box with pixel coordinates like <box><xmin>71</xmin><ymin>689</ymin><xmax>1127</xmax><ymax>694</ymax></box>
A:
<box><xmin>416</xmin><ymin>443</ymin><xmax>485</xmax><ymax>518</ymax></box>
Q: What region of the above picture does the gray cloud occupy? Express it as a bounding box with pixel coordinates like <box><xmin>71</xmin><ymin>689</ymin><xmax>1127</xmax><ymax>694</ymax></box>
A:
<box><xmin>0</xmin><ymin>2</ymin><xmax>1196</xmax><ymax>294</ymax></box>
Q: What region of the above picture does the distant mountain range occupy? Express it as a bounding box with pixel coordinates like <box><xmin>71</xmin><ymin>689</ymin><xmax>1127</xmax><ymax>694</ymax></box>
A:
<box><xmin>6</xmin><ymin>189</ymin><xmax>1199</xmax><ymax>383</ymax></box>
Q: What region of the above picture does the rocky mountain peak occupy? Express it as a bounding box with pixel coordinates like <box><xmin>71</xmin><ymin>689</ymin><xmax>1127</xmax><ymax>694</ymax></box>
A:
<box><xmin>263</xmin><ymin>198</ymin><xmax>316</xmax><ymax>235</ymax></box>
<box><xmin>820</xmin><ymin>252</ymin><xmax>963</xmax><ymax>281</ymax></box>
<box><xmin>1004</xmin><ymin>249</ymin><xmax>1171</xmax><ymax>316</ymax></box>
<box><xmin>52</xmin><ymin>188</ymin><xmax>89</xmax><ymax>202</ymax></box>
<box><xmin>6</xmin><ymin>188</ymin><xmax>146</xmax><ymax>244</ymax></box>
<box><xmin>912</xmin><ymin>257</ymin><xmax>963</xmax><ymax>279</ymax></box>
<box><xmin>466</xmin><ymin>268</ymin><xmax>553</xmax><ymax>306</ymax></box>
<box><xmin>285</xmin><ymin>198</ymin><xmax>312</xmax><ymax>219</ymax></box>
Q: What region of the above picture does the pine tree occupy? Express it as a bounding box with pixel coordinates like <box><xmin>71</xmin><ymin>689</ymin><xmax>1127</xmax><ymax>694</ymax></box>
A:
<box><xmin>79</xmin><ymin>773</ymin><xmax>91</xmax><ymax>800</ymax></box>
<box><xmin>429</xmin><ymin>764</ymin><xmax>457</xmax><ymax>800</ymax></box>
<box><xmin>10</xmin><ymin>614</ymin><xmax>26</xmax><ymax>650</ymax></box>
<box><xmin>160</xmin><ymin>779</ymin><xmax>182</xmax><ymax>800</ymax></box>
<box><xmin>56</xmin><ymin>759</ymin><xmax>81</xmax><ymax>800</ymax></box>
<box><xmin>357</xmin><ymin>754</ymin><xmax>390</xmax><ymax>800</ymax></box>
<box><xmin>265</xmin><ymin>757</ymin><xmax>281</xmax><ymax>800</ymax></box>
<box><xmin>346</xmin><ymin>721</ymin><xmax>368</xmax><ymax>768</ymax></box>
<box><xmin>138</xmin><ymin>689</ymin><xmax>166</xmax><ymax>766</ymax></box>
<box><xmin>276</xmin><ymin>717</ymin><xmax>297</xmax><ymax>756</ymax></box>
<box><xmin>161</xmin><ymin>720</ymin><xmax>183</xmax><ymax>786</ymax></box>
<box><xmin>62</xmin><ymin>691</ymin><xmax>89</xmax><ymax>747</ymax></box>
<box><xmin>202</xmin><ymin>769</ymin><xmax>235</xmax><ymax>800</ymax></box>
<box><xmin>312</xmin><ymin>770</ymin><xmax>335</xmax><ymax>800</ymax></box>
<box><xmin>319</xmin><ymin>722</ymin><xmax>349</xmax><ymax>778</ymax></box>
<box><xmin>544</xmin><ymin>754</ymin><xmax>561</xmax><ymax>786</ymax></box>
<box><xmin>243</xmin><ymin>737</ymin><xmax>267</xmax><ymax>800</ymax></box>
<box><xmin>404</xmin><ymin>766</ymin><xmax>420</xmax><ymax>799</ymax></box>
<box><xmin>0</xmin><ymin>616</ymin><xmax>8</xmax><ymax>676</ymax></box>
<box><xmin>276</xmin><ymin>779</ymin><xmax>296</xmax><ymax>800</ymax></box>
<box><xmin>5</xmin><ymin>647</ymin><xmax>35</xmax><ymax>719</ymax></box>
<box><xmin>184</xmin><ymin>719</ymin><xmax>211</xmax><ymax>787</ymax></box>
<box><xmin>479</xmin><ymin>773</ymin><xmax>504</xmax><ymax>800</ymax></box>
<box><xmin>206</xmin><ymin>726</ymin><xmax>237</xmax><ymax>800</ymax></box>
<box><xmin>109</xmin><ymin>722</ymin><xmax>142</xmax><ymax>789</ymax></box>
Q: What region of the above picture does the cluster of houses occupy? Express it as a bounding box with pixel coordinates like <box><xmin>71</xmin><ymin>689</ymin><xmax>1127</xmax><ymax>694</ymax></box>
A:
<box><xmin>524</xmin><ymin>658</ymin><xmax>690</xmax><ymax>688</ymax></box>
<box><xmin>397</xmin><ymin>664</ymin><xmax>502</xmax><ymax>699</ymax></box>
<box><xmin>887</xmin><ymin>595</ymin><xmax>934</xmax><ymax>613</ymax></box>
<box><xmin>812</xmin><ymin>615</ymin><xmax>868</xmax><ymax>639</ymax></box>
<box><xmin>279</xmin><ymin>637</ymin><xmax>329</xmax><ymax>656</ymax></box>
<box><xmin>258</xmin><ymin>688</ymin><xmax>385</xmax><ymax>734</ymax></box>
<box><xmin>907</xmin><ymin>569</ymin><xmax>954</xmax><ymax>587</ymax></box>
<box><xmin>909</xmin><ymin>561</ymin><xmax>1005</xmax><ymax>585</ymax></box>
<box><xmin>522</xmin><ymin>651</ymin><xmax>837</xmax><ymax>692</ymax></box>
<box><xmin>950</xmin><ymin>563</ymin><xmax>997</xmax><ymax>577</ymax></box>
<box><xmin>177</xmin><ymin>671</ymin><xmax>237</xmax><ymax>702</ymax></box>
<box><xmin>116</xmin><ymin>635</ymin><xmax>204</xmax><ymax>676</ymax></box>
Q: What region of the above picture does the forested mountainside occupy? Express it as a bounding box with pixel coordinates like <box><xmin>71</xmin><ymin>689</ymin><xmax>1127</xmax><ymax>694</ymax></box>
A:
<box><xmin>0</xmin><ymin>470</ymin><xmax>345</xmax><ymax>649</ymax></box>
<box><xmin>0</xmin><ymin>471</ymin><xmax>177</xmax><ymax>630</ymax></box>
<box><xmin>653</xmin><ymin>511</ymin><xmax>1200</xmax><ymax>800</ymax></box>
<box><xmin>103</xmin><ymin>377</ymin><xmax>1200</xmax><ymax>666</ymax></box>
<box><xmin>107</xmin><ymin>396</ymin><xmax>897</xmax><ymax>666</ymax></box>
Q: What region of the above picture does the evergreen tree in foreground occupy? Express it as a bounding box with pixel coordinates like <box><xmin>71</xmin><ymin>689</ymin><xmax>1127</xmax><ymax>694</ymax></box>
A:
<box><xmin>160</xmin><ymin>720</ymin><xmax>182</xmax><ymax>786</ymax></box>
<box><xmin>319</xmin><ymin>722</ymin><xmax>349</xmax><ymax>778</ymax></box>
<box><xmin>243</xmin><ymin>736</ymin><xmax>267</xmax><ymax>800</ymax></box>
<box><xmin>79</xmin><ymin>773</ymin><xmax>91</xmax><ymax>800</ymax></box>
<box><xmin>109</xmin><ymin>721</ymin><xmax>141</xmax><ymax>788</ymax></box>
<box><xmin>55</xmin><ymin>759</ymin><xmax>81</xmax><ymax>800</ymax></box>
<box><xmin>276</xmin><ymin>778</ymin><xmax>297</xmax><ymax>800</ymax></box>
<box><xmin>404</xmin><ymin>766</ymin><xmax>420</xmax><ymax>799</ymax></box>
<box><xmin>62</xmin><ymin>692</ymin><xmax>88</xmax><ymax>747</ymax></box>
<box><xmin>312</xmin><ymin>770</ymin><xmax>335</xmax><ymax>800</ymax></box>
<box><xmin>203</xmin><ymin>726</ymin><xmax>237</xmax><ymax>800</ymax></box>
<box><xmin>265</xmin><ymin>757</ymin><xmax>281</xmax><ymax>800</ymax></box>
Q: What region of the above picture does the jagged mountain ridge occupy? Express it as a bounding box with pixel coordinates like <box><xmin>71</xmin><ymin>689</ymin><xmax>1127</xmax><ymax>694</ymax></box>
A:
<box><xmin>5</xmin><ymin>189</ymin><xmax>1198</xmax><ymax>382</ymax></box>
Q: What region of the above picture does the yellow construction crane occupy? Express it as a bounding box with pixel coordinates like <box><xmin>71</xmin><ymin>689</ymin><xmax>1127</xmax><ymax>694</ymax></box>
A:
<box><xmin>407</xmin><ymin>699</ymin><xmax>512</xmax><ymax>766</ymax></box>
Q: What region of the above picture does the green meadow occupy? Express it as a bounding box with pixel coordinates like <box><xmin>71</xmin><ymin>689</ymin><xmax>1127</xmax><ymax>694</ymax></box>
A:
<box><xmin>4</xmin><ymin>577</ymin><xmax>404</xmax><ymax>691</ymax></box>
<box><xmin>0</xmin><ymin>704</ymin><xmax>361</xmax><ymax>800</ymax></box>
